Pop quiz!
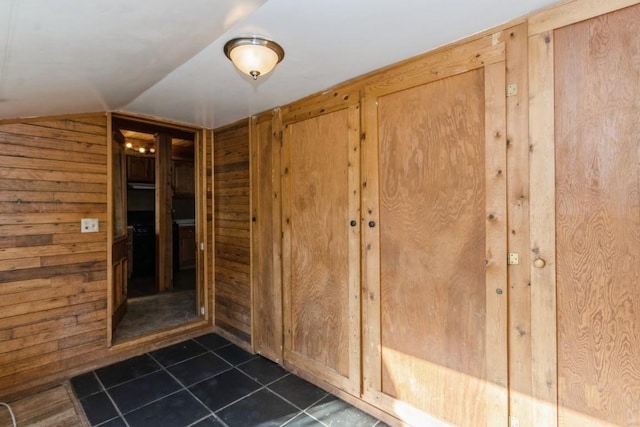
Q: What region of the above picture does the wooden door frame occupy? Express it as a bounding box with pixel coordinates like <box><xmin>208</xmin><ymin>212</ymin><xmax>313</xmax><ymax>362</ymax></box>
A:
<box><xmin>107</xmin><ymin>112</ymin><xmax>209</xmax><ymax>346</ymax></box>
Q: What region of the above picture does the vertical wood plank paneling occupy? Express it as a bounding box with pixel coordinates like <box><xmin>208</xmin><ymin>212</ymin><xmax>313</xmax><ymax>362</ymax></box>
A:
<box><xmin>483</xmin><ymin>61</ymin><xmax>508</xmax><ymax>427</ymax></box>
<box><xmin>205</xmin><ymin>129</ymin><xmax>215</xmax><ymax>322</ymax></box>
<box><xmin>361</xmin><ymin>94</ymin><xmax>382</xmax><ymax>396</ymax></box>
<box><xmin>214</xmin><ymin>121</ymin><xmax>252</xmax><ymax>344</ymax></box>
<box><xmin>251</xmin><ymin>111</ymin><xmax>283</xmax><ymax>362</ymax></box>
<box><xmin>528</xmin><ymin>30</ymin><xmax>558</xmax><ymax>427</ymax></box>
<box><xmin>504</xmin><ymin>22</ymin><xmax>534</xmax><ymax>427</ymax></box>
<box><xmin>554</xmin><ymin>6</ymin><xmax>640</xmax><ymax>426</ymax></box>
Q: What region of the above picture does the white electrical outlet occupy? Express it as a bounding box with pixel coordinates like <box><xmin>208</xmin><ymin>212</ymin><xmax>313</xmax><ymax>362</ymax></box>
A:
<box><xmin>81</xmin><ymin>218</ymin><xmax>99</xmax><ymax>233</ymax></box>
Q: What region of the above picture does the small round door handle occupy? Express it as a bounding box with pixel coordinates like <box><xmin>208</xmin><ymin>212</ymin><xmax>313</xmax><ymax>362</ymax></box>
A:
<box><xmin>350</xmin><ymin>220</ymin><xmax>357</xmax><ymax>227</ymax></box>
<box><xmin>533</xmin><ymin>258</ymin><xmax>546</xmax><ymax>268</ymax></box>
<box><xmin>368</xmin><ymin>221</ymin><xmax>376</xmax><ymax>228</ymax></box>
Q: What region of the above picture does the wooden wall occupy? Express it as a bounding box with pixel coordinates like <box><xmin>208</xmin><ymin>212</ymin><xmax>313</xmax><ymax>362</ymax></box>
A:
<box><xmin>213</xmin><ymin>120</ymin><xmax>252</xmax><ymax>345</ymax></box>
<box><xmin>235</xmin><ymin>1</ymin><xmax>640</xmax><ymax>426</ymax></box>
<box><xmin>0</xmin><ymin>114</ymin><xmax>213</xmax><ymax>401</ymax></box>
<box><xmin>0</xmin><ymin>116</ymin><xmax>109</xmax><ymax>396</ymax></box>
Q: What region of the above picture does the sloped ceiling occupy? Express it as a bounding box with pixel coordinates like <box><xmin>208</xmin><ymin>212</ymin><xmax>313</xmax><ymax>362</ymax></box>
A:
<box><xmin>0</xmin><ymin>0</ymin><xmax>557</xmax><ymax>129</ymax></box>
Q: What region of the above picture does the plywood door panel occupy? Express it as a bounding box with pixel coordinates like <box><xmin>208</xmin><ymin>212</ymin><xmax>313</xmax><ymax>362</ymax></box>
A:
<box><xmin>363</xmin><ymin>61</ymin><xmax>508</xmax><ymax>426</ymax></box>
<box><xmin>282</xmin><ymin>105</ymin><xmax>360</xmax><ymax>394</ymax></box>
<box><xmin>554</xmin><ymin>6</ymin><xmax>640</xmax><ymax>426</ymax></box>
<box><xmin>251</xmin><ymin>113</ymin><xmax>283</xmax><ymax>362</ymax></box>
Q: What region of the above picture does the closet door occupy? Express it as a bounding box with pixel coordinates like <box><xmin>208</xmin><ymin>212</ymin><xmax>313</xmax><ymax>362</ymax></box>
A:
<box><xmin>281</xmin><ymin>94</ymin><xmax>361</xmax><ymax>395</ymax></box>
<box><xmin>530</xmin><ymin>3</ymin><xmax>640</xmax><ymax>426</ymax></box>
<box><xmin>362</xmin><ymin>34</ymin><xmax>508</xmax><ymax>426</ymax></box>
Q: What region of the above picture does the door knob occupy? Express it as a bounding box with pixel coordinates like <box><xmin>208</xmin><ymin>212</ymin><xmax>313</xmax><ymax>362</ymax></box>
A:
<box><xmin>533</xmin><ymin>258</ymin><xmax>546</xmax><ymax>268</ymax></box>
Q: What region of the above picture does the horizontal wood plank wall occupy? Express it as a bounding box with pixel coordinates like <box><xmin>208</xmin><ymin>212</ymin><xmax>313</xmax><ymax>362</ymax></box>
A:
<box><xmin>0</xmin><ymin>114</ymin><xmax>214</xmax><ymax>401</ymax></box>
<box><xmin>213</xmin><ymin>121</ymin><xmax>252</xmax><ymax>344</ymax></box>
<box><xmin>0</xmin><ymin>115</ymin><xmax>109</xmax><ymax>398</ymax></box>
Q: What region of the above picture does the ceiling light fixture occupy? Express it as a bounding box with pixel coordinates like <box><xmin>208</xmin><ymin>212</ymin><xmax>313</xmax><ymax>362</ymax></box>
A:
<box><xmin>224</xmin><ymin>37</ymin><xmax>284</xmax><ymax>80</ymax></box>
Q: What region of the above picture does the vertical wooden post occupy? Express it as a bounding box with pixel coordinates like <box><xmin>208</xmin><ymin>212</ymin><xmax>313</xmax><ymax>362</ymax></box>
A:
<box><xmin>156</xmin><ymin>133</ymin><xmax>173</xmax><ymax>292</ymax></box>
<box><xmin>528</xmin><ymin>30</ymin><xmax>558</xmax><ymax>427</ymax></box>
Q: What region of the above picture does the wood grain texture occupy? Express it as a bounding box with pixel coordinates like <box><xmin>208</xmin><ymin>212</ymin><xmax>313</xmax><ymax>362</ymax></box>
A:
<box><xmin>528</xmin><ymin>0</ymin><xmax>640</xmax><ymax>36</ymax></box>
<box><xmin>0</xmin><ymin>114</ymin><xmax>213</xmax><ymax>401</ymax></box>
<box><xmin>0</xmin><ymin>383</ymin><xmax>89</xmax><ymax>427</ymax></box>
<box><xmin>288</xmin><ymin>109</ymin><xmax>350</xmax><ymax>376</ymax></box>
<box><xmin>214</xmin><ymin>120</ymin><xmax>252</xmax><ymax>344</ymax></box>
<box><xmin>504</xmin><ymin>22</ymin><xmax>535</xmax><ymax>427</ymax></box>
<box><xmin>528</xmin><ymin>30</ymin><xmax>559</xmax><ymax>427</ymax></box>
<box><xmin>282</xmin><ymin>102</ymin><xmax>361</xmax><ymax>394</ymax></box>
<box><xmin>377</xmin><ymin>68</ymin><xmax>491</xmax><ymax>427</ymax></box>
<box><xmin>251</xmin><ymin>111</ymin><xmax>283</xmax><ymax>362</ymax></box>
<box><xmin>0</xmin><ymin>115</ymin><xmax>109</xmax><ymax>399</ymax></box>
<box><xmin>555</xmin><ymin>6</ymin><xmax>640</xmax><ymax>426</ymax></box>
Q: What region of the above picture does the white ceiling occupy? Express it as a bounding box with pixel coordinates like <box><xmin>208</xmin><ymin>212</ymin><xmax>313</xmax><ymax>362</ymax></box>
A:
<box><xmin>0</xmin><ymin>0</ymin><xmax>558</xmax><ymax>129</ymax></box>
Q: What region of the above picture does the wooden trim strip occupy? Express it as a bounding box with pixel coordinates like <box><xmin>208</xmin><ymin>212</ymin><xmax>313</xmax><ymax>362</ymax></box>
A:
<box><xmin>483</xmin><ymin>60</ymin><xmax>509</xmax><ymax>427</ymax></box>
<box><xmin>365</xmin><ymin>37</ymin><xmax>505</xmax><ymax>97</ymax></box>
<box><xmin>528</xmin><ymin>30</ymin><xmax>558</xmax><ymax>427</ymax></box>
<box><xmin>528</xmin><ymin>0</ymin><xmax>640</xmax><ymax>35</ymax></box>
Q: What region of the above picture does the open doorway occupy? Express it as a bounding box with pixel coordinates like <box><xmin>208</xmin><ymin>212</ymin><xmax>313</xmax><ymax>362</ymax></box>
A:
<box><xmin>110</xmin><ymin>117</ymin><xmax>202</xmax><ymax>342</ymax></box>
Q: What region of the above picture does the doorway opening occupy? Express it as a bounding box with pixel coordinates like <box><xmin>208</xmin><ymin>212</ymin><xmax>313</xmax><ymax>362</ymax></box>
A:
<box><xmin>110</xmin><ymin>116</ymin><xmax>202</xmax><ymax>343</ymax></box>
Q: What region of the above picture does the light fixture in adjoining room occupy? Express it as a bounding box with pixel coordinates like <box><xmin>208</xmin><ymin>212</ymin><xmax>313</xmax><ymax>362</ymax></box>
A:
<box><xmin>224</xmin><ymin>37</ymin><xmax>285</xmax><ymax>80</ymax></box>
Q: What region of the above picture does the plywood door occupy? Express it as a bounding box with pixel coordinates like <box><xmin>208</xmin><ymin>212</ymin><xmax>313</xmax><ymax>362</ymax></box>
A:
<box><xmin>251</xmin><ymin>112</ymin><xmax>283</xmax><ymax>362</ymax></box>
<box><xmin>362</xmin><ymin>45</ymin><xmax>508</xmax><ymax>426</ymax></box>
<box><xmin>282</xmin><ymin>104</ymin><xmax>360</xmax><ymax>394</ymax></box>
<box><xmin>553</xmin><ymin>5</ymin><xmax>640</xmax><ymax>426</ymax></box>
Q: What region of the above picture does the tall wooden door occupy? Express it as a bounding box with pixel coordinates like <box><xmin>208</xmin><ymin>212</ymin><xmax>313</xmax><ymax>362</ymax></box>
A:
<box><xmin>251</xmin><ymin>111</ymin><xmax>283</xmax><ymax>363</ymax></box>
<box><xmin>362</xmin><ymin>34</ymin><xmax>508</xmax><ymax>427</ymax></box>
<box><xmin>111</xmin><ymin>129</ymin><xmax>128</xmax><ymax>331</ymax></box>
<box><xmin>281</xmin><ymin>94</ymin><xmax>361</xmax><ymax>395</ymax></box>
<box><xmin>530</xmin><ymin>4</ymin><xmax>640</xmax><ymax>426</ymax></box>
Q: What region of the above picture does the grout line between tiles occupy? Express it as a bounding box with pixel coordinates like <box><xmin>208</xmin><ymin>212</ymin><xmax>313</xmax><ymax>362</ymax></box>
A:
<box><xmin>148</xmin><ymin>350</ymin><xmax>230</xmax><ymax>427</ymax></box>
<box><xmin>93</xmin><ymin>370</ymin><xmax>131</xmax><ymax>427</ymax></box>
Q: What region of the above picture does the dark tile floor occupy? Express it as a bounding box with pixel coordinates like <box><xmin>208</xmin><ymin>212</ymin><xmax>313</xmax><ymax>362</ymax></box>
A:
<box><xmin>71</xmin><ymin>333</ymin><xmax>386</xmax><ymax>427</ymax></box>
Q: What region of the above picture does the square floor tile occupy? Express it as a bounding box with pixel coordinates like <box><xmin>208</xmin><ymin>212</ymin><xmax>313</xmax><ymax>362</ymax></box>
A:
<box><xmin>283</xmin><ymin>413</ymin><xmax>325</xmax><ymax>427</ymax></box>
<box><xmin>214</xmin><ymin>344</ymin><xmax>257</xmax><ymax>366</ymax></box>
<box><xmin>108</xmin><ymin>370</ymin><xmax>182</xmax><ymax>414</ymax></box>
<box><xmin>168</xmin><ymin>352</ymin><xmax>232</xmax><ymax>387</ymax></box>
<box><xmin>124</xmin><ymin>390</ymin><xmax>210</xmax><ymax>427</ymax></box>
<box><xmin>96</xmin><ymin>354</ymin><xmax>160</xmax><ymax>388</ymax></box>
<box><xmin>307</xmin><ymin>395</ymin><xmax>379</xmax><ymax>427</ymax></box>
<box><xmin>71</xmin><ymin>372</ymin><xmax>102</xmax><ymax>399</ymax></box>
<box><xmin>217</xmin><ymin>388</ymin><xmax>299</xmax><ymax>427</ymax></box>
<box><xmin>150</xmin><ymin>339</ymin><xmax>207</xmax><ymax>367</ymax></box>
<box><xmin>96</xmin><ymin>417</ymin><xmax>127</xmax><ymax>427</ymax></box>
<box><xmin>189</xmin><ymin>368</ymin><xmax>261</xmax><ymax>412</ymax></box>
<box><xmin>80</xmin><ymin>392</ymin><xmax>119</xmax><ymax>426</ymax></box>
<box><xmin>194</xmin><ymin>333</ymin><xmax>231</xmax><ymax>351</ymax></box>
<box><xmin>189</xmin><ymin>415</ymin><xmax>225</xmax><ymax>426</ymax></box>
<box><xmin>238</xmin><ymin>357</ymin><xmax>288</xmax><ymax>385</ymax></box>
<box><xmin>269</xmin><ymin>375</ymin><xmax>327</xmax><ymax>410</ymax></box>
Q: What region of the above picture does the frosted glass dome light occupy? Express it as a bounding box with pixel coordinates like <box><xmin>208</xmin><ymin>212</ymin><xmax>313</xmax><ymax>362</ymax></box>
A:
<box><xmin>224</xmin><ymin>37</ymin><xmax>285</xmax><ymax>80</ymax></box>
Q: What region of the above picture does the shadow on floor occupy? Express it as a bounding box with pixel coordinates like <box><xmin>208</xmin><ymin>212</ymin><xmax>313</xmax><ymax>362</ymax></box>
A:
<box><xmin>72</xmin><ymin>333</ymin><xmax>387</xmax><ymax>427</ymax></box>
